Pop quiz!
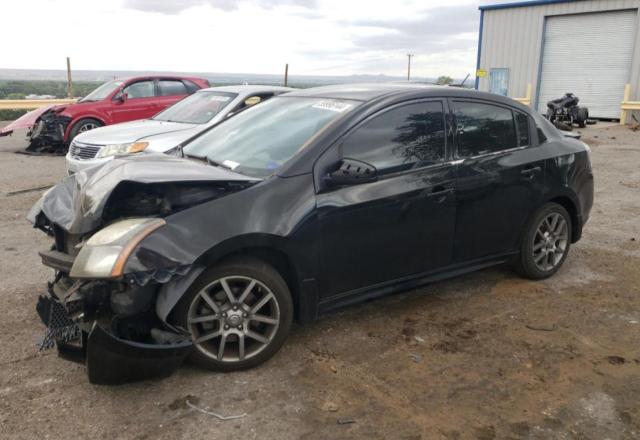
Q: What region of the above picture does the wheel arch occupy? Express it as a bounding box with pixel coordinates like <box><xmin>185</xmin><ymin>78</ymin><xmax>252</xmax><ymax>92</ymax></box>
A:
<box><xmin>192</xmin><ymin>233</ymin><xmax>315</xmax><ymax>324</ymax></box>
<box><xmin>65</xmin><ymin>116</ymin><xmax>106</xmax><ymax>141</ymax></box>
<box><xmin>547</xmin><ymin>195</ymin><xmax>581</xmax><ymax>243</ymax></box>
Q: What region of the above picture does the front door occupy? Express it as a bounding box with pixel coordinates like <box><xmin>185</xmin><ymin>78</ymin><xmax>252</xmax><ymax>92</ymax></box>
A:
<box><xmin>451</xmin><ymin>99</ymin><xmax>546</xmax><ymax>262</ymax></box>
<box><xmin>316</xmin><ymin>100</ymin><xmax>456</xmax><ymax>298</ymax></box>
<box><xmin>111</xmin><ymin>79</ymin><xmax>159</xmax><ymax>123</ymax></box>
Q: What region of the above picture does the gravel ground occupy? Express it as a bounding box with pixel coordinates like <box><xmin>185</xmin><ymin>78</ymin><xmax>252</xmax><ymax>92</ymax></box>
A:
<box><xmin>0</xmin><ymin>122</ymin><xmax>638</xmax><ymax>439</ymax></box>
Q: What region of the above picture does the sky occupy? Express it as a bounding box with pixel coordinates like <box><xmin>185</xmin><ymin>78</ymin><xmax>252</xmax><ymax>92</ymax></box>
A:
<box><xmin>2</xmin><ymin>0</ymin><xmax>509</xmax><ymax>78</ymax></box>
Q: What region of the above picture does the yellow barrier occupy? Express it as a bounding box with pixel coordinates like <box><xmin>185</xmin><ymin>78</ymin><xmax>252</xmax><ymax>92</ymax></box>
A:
<box><xmin>514</xmin><ymin>84</ymin><xmax>533</xmax><ymax>107</ymax></box>
<box><xmin>620</xmin><ymin>84</ymin><xmax>639</xmax><ymax>125</ymax></box>
<box><xmin>0</xmin><ymin>98</ymin><xmax>77</xmax><ymax>110</ymax></box>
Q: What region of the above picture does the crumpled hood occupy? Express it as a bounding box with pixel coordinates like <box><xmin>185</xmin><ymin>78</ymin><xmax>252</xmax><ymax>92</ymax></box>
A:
<box><xmin>28</xmin><ymin>154</ymin><xmax>259</xmax><ymax>234</ymax></box>
<box><xmin>0</xmin><ymin>105</ymin><xmax>63</xmax><ymax>136</ymax></box>
<box><xmin>74</xmin><ymin>119</ymin><xmax>196</xmax><ymax>145</ymax></box>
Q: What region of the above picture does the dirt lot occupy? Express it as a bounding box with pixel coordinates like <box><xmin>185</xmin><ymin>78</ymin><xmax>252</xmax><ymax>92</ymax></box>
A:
<box><xmin>0</xmin><ymin>122</ymin><xmax>638</xmax><ymax>439</ymax></box>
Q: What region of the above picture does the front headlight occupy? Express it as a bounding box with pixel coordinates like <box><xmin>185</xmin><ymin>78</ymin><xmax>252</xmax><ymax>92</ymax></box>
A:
<box><xmin>95</xmin><ymin>142</ymin><xmax>149</xmax><ymax>159</ymax></box>
<box><xmin>70</xmin><ymin>218</ymin><xmax>165</xmax><ymax>279</ymax></box>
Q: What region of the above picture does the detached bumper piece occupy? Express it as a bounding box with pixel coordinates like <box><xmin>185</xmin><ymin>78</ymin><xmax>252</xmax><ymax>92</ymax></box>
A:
<box><xmin>36</xmin><ymin>295</ymin><xmax>192</xmax><ymax>385</ymax></box>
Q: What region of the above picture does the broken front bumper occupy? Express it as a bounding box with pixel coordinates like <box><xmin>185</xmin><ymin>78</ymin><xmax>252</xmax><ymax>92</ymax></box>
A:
<box><xmin>36</xmin><ymin>294</ymin><xmax>192</xmax><ymax>385</ymax></box>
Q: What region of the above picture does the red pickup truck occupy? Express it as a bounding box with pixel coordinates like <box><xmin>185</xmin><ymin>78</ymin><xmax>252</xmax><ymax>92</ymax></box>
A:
<box><xmin>0</xmin><ymin>75</ymin><xmax>209</xmax><ymax>153</ymax></box>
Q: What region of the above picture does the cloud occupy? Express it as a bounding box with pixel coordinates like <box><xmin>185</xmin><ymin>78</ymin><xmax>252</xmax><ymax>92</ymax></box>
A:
<box><xmin>123</xmin><ymin>0</ymin><xmax>317</xmax><ymax>14</ymax></box>
<box><xmin>348</xmin><ymin>5</ymin><xmax>480</xmax><ymax>53</ymax></box>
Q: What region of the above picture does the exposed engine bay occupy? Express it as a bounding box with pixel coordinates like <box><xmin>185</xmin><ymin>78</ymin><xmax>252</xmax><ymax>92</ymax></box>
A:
<box><xmin>30</xmin><ymin>155</ymin><xmax>259</xmax><ymax>384</ymax></box>
<box><xmin>26</xmin><ymin>109</ymin><xmax>72</xmax><ymax>154</ymax></box>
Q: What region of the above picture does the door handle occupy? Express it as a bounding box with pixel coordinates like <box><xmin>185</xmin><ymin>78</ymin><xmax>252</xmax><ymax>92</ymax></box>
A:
<box><xmin>426</xmin><ymin>187</ymin><xmax>454</xmax><ymax>203</ymax></box>
<box><xmin>521</xmin><ymin>166</ymin><xmax>541</xmax><ymax>180</ymax></box>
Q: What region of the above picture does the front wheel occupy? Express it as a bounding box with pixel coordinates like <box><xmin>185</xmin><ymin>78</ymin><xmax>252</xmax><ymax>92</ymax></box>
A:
<box><xmin>69</xmin><ymin>118</ymin><xmax>103</xmax><ymax>143</ymax></box>
<box><xmin>514</xmin><ymin>203</ymin><xmax>572</xmax><ymax>280</ymax></box>
<box><xmin>173</xmin><ymin>258</ymin><xmax>293</xmax><ymax>371</ymax></box>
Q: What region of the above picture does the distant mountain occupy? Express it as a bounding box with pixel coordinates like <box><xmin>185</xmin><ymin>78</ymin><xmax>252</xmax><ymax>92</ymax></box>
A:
<box><xmin>0</xmin><ymin>68</ymin><xmax>472</xmax><ymax>87</ymax></box>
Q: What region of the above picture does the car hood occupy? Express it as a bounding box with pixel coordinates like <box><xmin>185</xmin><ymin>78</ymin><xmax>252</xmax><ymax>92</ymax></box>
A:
<box><xmin>0</xmin><ymin>105</ymin><xmax>62</xmax><ymax>136</ymax></box>
<box><xmin>28</xmin><ymin>154</ymin><xmax>259</xmax><ymax>234</ymax></box>
<box><xmin>74</xmin><ymin>119</ymin><xmax>196</xmax><ymax>145</ymax></box>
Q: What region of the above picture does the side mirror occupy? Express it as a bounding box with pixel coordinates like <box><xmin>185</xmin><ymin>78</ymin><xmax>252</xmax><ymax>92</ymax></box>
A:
<box><xmin>325</xmin><ymin>158</ymin><xmax>377</xmax><ymax>186</ymax></box>
<box><xmin>114</xmin><ymin>92</ymin><xmax>128</xmax><ymax>104</ymax></box>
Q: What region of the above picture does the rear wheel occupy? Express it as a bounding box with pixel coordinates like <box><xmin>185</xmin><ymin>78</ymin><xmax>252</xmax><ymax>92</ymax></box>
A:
<box><xmin>514</xmin><ymin>203</ymin><xmax>572</xmax><ymax>280</ymax></box>
<box><xmin>174</xmin><ymin>258</ymin><xmax>293</xmax><ymax>371</ymax></box>
<box><xmin>69</xmin><ymin>118</ymin><xmax>103</xmax><ymax>143</ymax></box>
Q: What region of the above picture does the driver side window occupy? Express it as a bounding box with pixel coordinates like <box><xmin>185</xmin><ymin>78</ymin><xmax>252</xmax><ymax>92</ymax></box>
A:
<box><xmin>123</xmin><ymin>81</ymin><xmax>155</xmax><ymax>99</ymax></box>
<box><xmin>341</xmin><ymin>101</ymin><xmax>446</xmax><ymax>175</ymax></box>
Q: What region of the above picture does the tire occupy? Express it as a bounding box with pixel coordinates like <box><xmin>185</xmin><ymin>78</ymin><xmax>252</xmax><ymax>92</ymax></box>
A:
<box><xmin>173</xmin><ymin>257</ymin><xmax>293</xmax><ymax>371</ymax></box>
<box><xmin>69</xmin><ymin>118</ymin><xmax>103</xmax><ymax>143</ymax></box>
<box><xmin>514</xmin><ymin>202</ymin><xmax>572</xmax><ymax>280</ymax></box>
<box><xmin>576</xmin><ymin>108</ymin><xmax>589</xmax><ymax>128</ymax></box>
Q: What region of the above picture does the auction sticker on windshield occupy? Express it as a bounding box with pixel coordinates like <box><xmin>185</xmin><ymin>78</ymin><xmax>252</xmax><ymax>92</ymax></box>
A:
<box><xmin>312</xmin><ymin>101</ymin><xmax>353</xmax><ymax>113</ymax></box>
<box><xmin>209</xmin><ymin>96</ymin><xmax>232</xmax><ymax>102</ymax></box>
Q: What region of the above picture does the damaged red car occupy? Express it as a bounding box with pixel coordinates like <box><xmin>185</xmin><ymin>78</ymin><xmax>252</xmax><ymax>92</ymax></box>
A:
<box><xmin>0</xmin><ymin>75</ymin><xmax>209</xmax><ymax>153</ymax></box>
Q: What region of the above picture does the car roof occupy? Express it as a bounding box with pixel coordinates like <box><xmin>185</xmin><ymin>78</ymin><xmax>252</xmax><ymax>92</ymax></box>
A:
<box><xmin>284</xmin><ymin>83</ymin><xmax>444</xmax><ymax>101</ymax></box>
<box><xmin>283</xmin><ymin>82</ymin><xmax>532</xmax><ymax>111</ymax></box>
<box><xmin>115</xmin><ymin>75</ymin><xmax>207</xmax><ymax>82</ymax></box>
<box><xmin>197</xmin><ymin>85</ymin><xmax>296</xmax><ymax>94</ymax></box>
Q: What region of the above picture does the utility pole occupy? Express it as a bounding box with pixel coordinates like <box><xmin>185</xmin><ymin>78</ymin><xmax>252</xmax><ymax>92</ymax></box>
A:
<box><xmin>406</xmin><ymin>54</ymin><xmax>414</xmax><ymax>81</ymax></box>
<box><xmin>284</xmin><ymin>63</ymin><xmax>289</xmax><ymax>87</ymax></box>
<box><xmin>66</xmin><ymin>57</ymin><xmax>73</xmax><ymax>98</ymax></box>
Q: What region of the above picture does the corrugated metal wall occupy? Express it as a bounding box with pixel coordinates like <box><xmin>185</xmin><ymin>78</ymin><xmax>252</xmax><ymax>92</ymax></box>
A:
<box><xmin>478</xmin><ymin>0</ymin><xmax>640</xmax><ymax>116</ymax></box>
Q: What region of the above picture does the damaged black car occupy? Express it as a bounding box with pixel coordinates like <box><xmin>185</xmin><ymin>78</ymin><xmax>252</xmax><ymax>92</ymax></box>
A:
<box><xmin>30</xmin><ymin>84</ymin><xmax>594</xmax><ymax>384</ymax></box>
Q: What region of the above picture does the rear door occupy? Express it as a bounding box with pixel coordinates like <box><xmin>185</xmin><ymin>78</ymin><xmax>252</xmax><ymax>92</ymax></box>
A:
<box><xmin>156</xmin><ymin>79</ymin><xmax>192</xmax><ymax>111</ymax></box>
<box><xmin>111</xmin><ymin>79</ymin><xmax>158</xmax><ymax>123</ymax></box>
<box><xmin>316</xmin><ymin>99</ymin><xmax>456</xmax><ymax>297</ymax></box>
<box><xmin>452</xmin><ymin>100</ymin><xmax>545</xmax><ymax>262</ymax></box>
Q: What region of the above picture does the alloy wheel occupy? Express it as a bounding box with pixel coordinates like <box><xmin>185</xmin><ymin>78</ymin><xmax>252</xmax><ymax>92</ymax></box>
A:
<box><xmin>532</xmin><ymin>212</ymin><xmax>569</xmax><ymax>272</ymax></box>
<box><xmin>78</xmin><ymin>122</ymin><xmax>99</xmax><ymax>133</ymax></box>
<box><xmin>187</xmin><ymin>276</ymin><xmax>280</xmax><ymax>363</ymax></box>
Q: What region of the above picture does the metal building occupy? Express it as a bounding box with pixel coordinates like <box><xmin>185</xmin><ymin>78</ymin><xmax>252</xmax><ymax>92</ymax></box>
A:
<box><xmin>476</xmin><ymin>0</ymin><xmax>640</xmax><ymax>120</ymax></box>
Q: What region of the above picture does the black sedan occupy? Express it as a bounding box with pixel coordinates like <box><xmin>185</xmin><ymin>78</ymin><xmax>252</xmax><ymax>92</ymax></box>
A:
<box><xmin>30</xmin><ymin>84</ymin><xmax>594</xmax><ymax>383</ymax></box>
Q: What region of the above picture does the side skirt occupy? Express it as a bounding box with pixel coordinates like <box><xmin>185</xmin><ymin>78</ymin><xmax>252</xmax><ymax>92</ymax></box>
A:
<box><xmin>317</xmin><ymin>253</ymin><xmax>517</xmax><ymax>315</ymax></box>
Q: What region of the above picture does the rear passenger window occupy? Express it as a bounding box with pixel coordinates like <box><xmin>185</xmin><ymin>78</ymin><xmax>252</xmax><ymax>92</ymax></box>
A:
<box><xmin>515</xmin><ymin>112</ymin><xmax>530</xmax><ymax>147</ymax></box>
<box><xmin>158</xmin><ymin>80</ymin><xmax>189</xmax><ymax>96</ymax></box>
<box><xmin>454</xmin><ymin>101</ymin><xmax>517</xmax><ymax>157</ymax></box>
<box><xmin>342</xmin><ymin>101</ymin><xmax>446</xmax><ymax>174</ymax></box>
<box><xmin>537</xmin><ymin>126</ymin><xmax>548</xmax><ymax>144</ymax></box>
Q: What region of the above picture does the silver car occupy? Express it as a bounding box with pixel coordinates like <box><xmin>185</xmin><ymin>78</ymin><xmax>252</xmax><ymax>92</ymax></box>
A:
<box><xmin>65</xmin><ymin>85</ymin><xmax>294</xmax><ymax>174</ymax></box>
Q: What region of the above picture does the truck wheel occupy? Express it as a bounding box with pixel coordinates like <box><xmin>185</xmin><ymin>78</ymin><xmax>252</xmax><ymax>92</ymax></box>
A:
<box><xmin>69</xmin><ymin>118</ymin><xmax>103</xmax><ymax>142</ymax></box>
<box><xmin>514</xmin><ymin>202</ymin><xmax>572</xmax><ymax>280</ymax></box>
<box><xmin>174</xmin><ymin>257</ymin><xmax>293</xmax><ymax>371</ymax></box>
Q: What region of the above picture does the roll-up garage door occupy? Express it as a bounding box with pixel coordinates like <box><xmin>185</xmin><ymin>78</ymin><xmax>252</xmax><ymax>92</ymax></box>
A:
<box><xmin>537</xmin><ymin>10</ymin><xmax>637</xmax><ymax>119</ymax></box>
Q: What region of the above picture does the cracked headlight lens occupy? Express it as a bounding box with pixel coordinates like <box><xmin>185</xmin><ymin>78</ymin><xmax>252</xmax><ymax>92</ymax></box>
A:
<box><xmin>70</xmin><ymin>218</ymin><xmax>165</xmax><ymax>279</ymax></box>
<box><xmin>96</xmin><ymin>142</ymin><xmax>149</xmax><ymax>159</ymax></box>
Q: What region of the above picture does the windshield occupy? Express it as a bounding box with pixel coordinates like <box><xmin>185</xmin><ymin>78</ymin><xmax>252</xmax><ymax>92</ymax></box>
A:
<box><xmin>80</xmin><ymin>80</ymin><xmax>124</xmax><ymax>102</ymax></box>
<box><xmin>183</xmin><ymin>96</ymin><xmax>359</xmax><ymax>178</ymax></box>
<box><xmin>153</xmin><ymin>91</ymin><xmax>237</xmax><ymax>124</ymax></box>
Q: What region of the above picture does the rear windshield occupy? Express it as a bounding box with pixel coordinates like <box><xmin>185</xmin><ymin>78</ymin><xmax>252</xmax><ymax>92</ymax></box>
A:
<box><xmin>153</xmin><ymin>91</ymin><xmax>237</xmax><ymax>124</ymax></box>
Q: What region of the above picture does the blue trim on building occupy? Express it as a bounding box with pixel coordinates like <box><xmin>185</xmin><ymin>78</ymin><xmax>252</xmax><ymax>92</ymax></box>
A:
<box><xmin>475</xmin><ymin>9</ymin><xmax>485</xmax><ymax>90</ymax></box>
<box><xmin>479</xmin><ymin>0</ymin><xmax>577</xmax><ymax>11</ymax></box>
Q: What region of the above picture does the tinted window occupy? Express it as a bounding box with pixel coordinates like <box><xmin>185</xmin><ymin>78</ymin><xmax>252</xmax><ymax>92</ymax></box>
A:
<box><xmin>183</xmin><ymin>80</ymin><xmax>201</xmax><ymax>94</ymax></box>
<box><xmin>537</xmin><ymin>126</ymin><xmax>548</xmax><ymax>144</ymax></box>
<box><xmin>342</xmin><ymin>101</ymin><xmax>446</xmax><ymax>174</ymax></box>
<box><xmin>454</xmin><ymin>101</ymin><xmax>517</xmax><ymax>157</ymax></box>
<box><xmin>515</xmin><ymin>112</ymin><xmax>530</xmax><ymax>147</ymax></box>
<box><xmin>158</xmin><ymin>80</ymin><xmax>189</xmax><ymax>96</ymax></box>
<box><xmin>124</xmin><ymin>81</ymin><xmax>155</xmax><ymax>99</ymax></box>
